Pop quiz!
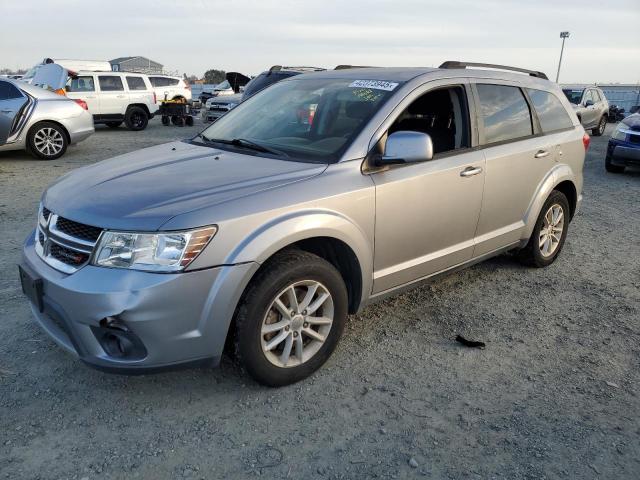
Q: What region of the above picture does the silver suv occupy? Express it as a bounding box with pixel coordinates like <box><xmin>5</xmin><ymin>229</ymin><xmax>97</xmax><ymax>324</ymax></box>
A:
<box><xmin>20</xmin><ymin>62</ymin><xmax>587</xmax><ymax>386</ymax></box>
<box><xmin>562</xmin><ymin>86</ymin><xmax>609</xmax><ymax>136</ymax></box>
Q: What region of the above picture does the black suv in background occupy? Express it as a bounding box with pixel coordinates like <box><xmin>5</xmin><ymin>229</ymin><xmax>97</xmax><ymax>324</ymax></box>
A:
<box><xmin>241</xmin><ymin>65</ymin><xmax>326</xmax><ymax>100</ymax></box>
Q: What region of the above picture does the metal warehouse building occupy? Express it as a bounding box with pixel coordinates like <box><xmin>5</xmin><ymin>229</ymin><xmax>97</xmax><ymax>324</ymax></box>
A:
<box><xmin>109</xmin><ymin>56</ymin><xmax>163</xmax><ymax>74</ymax></box>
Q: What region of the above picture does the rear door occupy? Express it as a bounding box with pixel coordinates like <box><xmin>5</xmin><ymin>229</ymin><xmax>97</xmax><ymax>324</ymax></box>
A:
<box><xmin>65</xmin><ymin>75</ymin><xmax>99</xmax><ymax>113</ymax></box>
<box><xmin>97</xmin><ymin>75</ymin><xmax>127</xmax><ymax>115</ymax></box>
<box><xmin>471</xmin><ymin>82</ymin><xmax>556</xmax><ymax>257</ymax></box>
<box><xmin>0</xmin><ymin>80</ymin><xmax>28</xmax><ymax>145</ymax></box>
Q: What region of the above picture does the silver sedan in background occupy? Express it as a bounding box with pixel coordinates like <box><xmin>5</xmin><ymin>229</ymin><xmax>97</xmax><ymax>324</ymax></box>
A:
<box><xmin>0</xmin><ymin>78</ymin><xmax>94</xmax><ymax>160</ymax></box>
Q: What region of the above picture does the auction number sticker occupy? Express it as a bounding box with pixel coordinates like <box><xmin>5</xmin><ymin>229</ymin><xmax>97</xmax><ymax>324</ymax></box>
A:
<box><xmin>349</xmin><ymin>80</ymin><xmax>399</xmax><ymax>91</ymax></box>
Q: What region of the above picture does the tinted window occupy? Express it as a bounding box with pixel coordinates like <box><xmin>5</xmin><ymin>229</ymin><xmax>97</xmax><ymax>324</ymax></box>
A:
<box><xmin>98</xmin><ymin>76</ymin><xmax>124</xmax><ymax>91</ymax></box>
<box><xmin>242</xmin><ymin>71</ymin><xmax>298</xmax><ymax>99</ymax></box>
<box><xmin>0</xmin><ymin>80</ymin><xmax>23</xmax><ymax>100</ymax></box>
<box><xmin>562</xmin><ymin>89</ymin><xmax>584</xmax><ymax>105</ymax></box>
<box><xmin>476</xmin><ymin>84</ymin><xmax>533</xmax><ymax>144</ymax></box>
<box><xmin>126</xmin><ymin>76</ymin><xmax>147</xmax><ymax>90</ymax></box>
<box><xmin>66</xmin><ymin>76</ymin><xmax>95</xmax><ymax>92</ymax></box>
<box><xmin>526</xmin><ymin>89</ymin><xmax>573</xmax><ymax>133</ymax></box>
<box><xmin>167</xmin><ymin>78</ymin><xmax>179</xmax><ymax>86</ymax></box>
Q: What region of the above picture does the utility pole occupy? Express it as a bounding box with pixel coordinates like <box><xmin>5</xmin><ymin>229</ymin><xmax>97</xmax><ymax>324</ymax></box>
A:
<box><xmin>556</xmin><ymin>31</ymin><xmax>570</xmax><ymax>83</ymax></box>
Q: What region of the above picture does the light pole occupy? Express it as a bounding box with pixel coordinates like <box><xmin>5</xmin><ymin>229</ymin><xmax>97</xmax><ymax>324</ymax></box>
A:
<box><xmin>556</xmin><ymin>31</ymin><xmax>570</xmax><ymax>83</ymax></box>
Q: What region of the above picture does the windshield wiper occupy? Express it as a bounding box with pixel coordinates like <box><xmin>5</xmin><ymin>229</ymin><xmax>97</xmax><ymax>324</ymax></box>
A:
<box><xmin>202</xmin><ymin>137</ymin><xmax>287</xmax><ymax>157</ymax></box>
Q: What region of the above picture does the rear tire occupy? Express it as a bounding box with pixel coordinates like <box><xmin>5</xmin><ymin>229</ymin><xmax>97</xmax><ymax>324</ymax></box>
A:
<box><xmin>105</xmin><ymin>121</ymin><xmax>123</xmax><ymax>129</ymax></box>
<box><xmin>124</xmin><ymin>106</ymin><xmax>148</xmax><ymax>131</ymax></box>
<box><xmin>605</xmin><ymin>155</ymin><xmax>625</xmax><ymax>173</ymax></box>
<box><xmin>26</xmin><ymin>121</ymin><xmax>68</xmax><ymax>160</ymax></box>
<box><xmin>518</xmin><ymin>190</ymin><xmax>570</xmax><ymax>268</ymax></box>
<box><xmin>592</xmin><ymin>116</ymin><xmax>607</xmax><ymax>136</ymax></box>
<box><xmin>234</xmin><ymin>249</ymin><xmax>348</xmax><ymax>387</ymax></box>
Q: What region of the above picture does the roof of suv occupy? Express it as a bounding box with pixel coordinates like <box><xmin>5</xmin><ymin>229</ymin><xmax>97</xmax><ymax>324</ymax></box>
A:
<box><xmin>285</xmin><ymin>64</ymin><xmax>554</xmax><ymax>87</ymax></box>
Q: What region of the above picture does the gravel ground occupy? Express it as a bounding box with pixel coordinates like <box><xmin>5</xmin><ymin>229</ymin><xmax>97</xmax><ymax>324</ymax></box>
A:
<box><xmin>1</xmin><ymin>120</ymin><xmax>639</xmax><ymax>480</ymax></box>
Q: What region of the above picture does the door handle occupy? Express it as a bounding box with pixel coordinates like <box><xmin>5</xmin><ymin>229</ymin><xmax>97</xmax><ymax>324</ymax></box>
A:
<box><xmin>460</xmin><ymin>166</ymin><xmax>483</xmax><ymax>177</ymax></box>
<box><xmin>534</xmin><ymin>150</ymin><xmax>550</xmax><ymax>158</ymax></box>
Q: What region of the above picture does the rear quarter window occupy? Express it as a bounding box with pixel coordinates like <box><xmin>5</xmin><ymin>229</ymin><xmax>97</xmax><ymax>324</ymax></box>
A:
<box><xmin>476</xmin><ymin>84</ymin><xmax>533</xmax><ymax>144</ymax></box>
<box><xmin>526</xmin><ymin>89</ymin><xmax>573</xmax><ymax>133</ymax></box>
<box><xmin>126</xmin><ymin>76</ymin><xmax>147</xmax><ymax>91</ymax></box>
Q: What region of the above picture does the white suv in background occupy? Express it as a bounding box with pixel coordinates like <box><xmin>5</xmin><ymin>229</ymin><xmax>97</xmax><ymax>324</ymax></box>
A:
<box><xmin>148</xmin><ymin>75</ymin><xmax>192</xmax><ymax>104</ymax></box>
<box><xmin>65</xmin><ymin>72</ymin><xmax>158</xmax><ymax>131</ymax></box>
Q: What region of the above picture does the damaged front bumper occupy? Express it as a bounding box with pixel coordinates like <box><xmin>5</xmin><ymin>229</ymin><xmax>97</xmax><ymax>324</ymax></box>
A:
<box><xmin>20</xmin><ymin>231</ymin><xmax>258</xmax><ymax>373</ymax></box>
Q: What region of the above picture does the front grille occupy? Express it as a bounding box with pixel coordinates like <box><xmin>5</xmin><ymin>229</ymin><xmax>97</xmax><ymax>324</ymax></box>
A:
<box><xmin>35</xmin><ymin>208</ymin><xmax>103</xmax><ymax>274</ymax></box>
<box><xmin>49</xmin><ymin>243</ymin><xmax>90</xmax><ymax>266</ymax></box>
<box><xmin>55</xmin><ymin>217</ymin><xmax>102</xmax><ymax>242</ymax></box>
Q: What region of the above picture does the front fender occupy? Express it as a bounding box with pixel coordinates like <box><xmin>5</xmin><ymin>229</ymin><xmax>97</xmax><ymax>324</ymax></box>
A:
<box><xmin>521</xmin><ymin>165</ymin><xmax>576</xmax><ymax>241</ymax></box>
<box><xmin>220</xmin><ymin>209</ymin><xmax>373</xmax><ymax>306</ymax></box>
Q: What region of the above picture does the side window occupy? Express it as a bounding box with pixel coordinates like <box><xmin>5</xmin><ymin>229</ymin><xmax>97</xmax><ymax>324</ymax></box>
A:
<box><xmin>98</xmin><ymin>76</ymin><xmax>124</xmax><ymax>92</ymax></box>
<box><xmin>592</xmin><ymin>90</ymin><xmax>601</xmax><ymax>102</ymax></box>
<box><xmin>476</xmin><ymin>84</ymin><xmax>533</xmax><ymax>144</ymax></box>
<box><xmin>388</xmin><ymin>86</ymin><xmax>470</xmax><ymax>155</ymax></box>
<box><xmin>126</xmin><ymin>76</ymin><xmax>147</xmax><ymax>91</ymax></box>
<box><xmin>526</xmin><ymin>89</ymin><xmax>573</xmax><ymax>133</ymax></box>
<box><xmin>66</xmin><ymin>76</ymin><xmax>95</xmax><ymax>93</ymax></box>
<box><xmin>583</xmin><ymin>90</ymin><xmax>594</xmax><ymax>105</ymax></box>
<box><xmin>0</xmin><ymin>81</ymin><xmax>24</xmax><ymax>100</ymax></box>
<box><xmin>148</xmin><ymin>77</ymin><xmax>159</xmax><ymax>87</ymax></box>
<box><xmin>167</xmin><ymin>78</ymin><xmax>179</xmax><ymax>86</ymax></box>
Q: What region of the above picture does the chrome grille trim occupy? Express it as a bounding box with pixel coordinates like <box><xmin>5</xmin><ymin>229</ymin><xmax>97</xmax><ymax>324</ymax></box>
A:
<box><xmin>35</xmin><ymin>210</ymin><xmax>102</xmax><ymax>274</ymax></box>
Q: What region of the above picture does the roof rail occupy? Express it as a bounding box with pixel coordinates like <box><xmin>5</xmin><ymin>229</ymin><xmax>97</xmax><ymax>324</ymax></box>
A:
<box><xmin>334</xmin><ymin>65</ymin><xmax>375</xmax><ymax>70</ymax></box>
<box><xmin>269</xmin><ymin>65</ymin><xmax>324</xmax><ymax>73</ymax></box>
<box><xmin>439</xmin><ymin>61</ymin><xmax>548</xmax><ymax>80</ymax></box>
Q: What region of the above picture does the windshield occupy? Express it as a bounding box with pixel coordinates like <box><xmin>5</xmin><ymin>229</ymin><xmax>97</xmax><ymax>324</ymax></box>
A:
<box><xmin>199</xmin><ymin>78</ymin><xmax>398</xmax><ymax>163</ymax></box>
<box><xmin>562</xmin><ymin>89</ymin><xmax>584</xmax><ymax>105</ymax></box>
<box><xmin>214</xmin><ymin>80</ymin><xmax>231</xmax><ymax>90</ymax></box>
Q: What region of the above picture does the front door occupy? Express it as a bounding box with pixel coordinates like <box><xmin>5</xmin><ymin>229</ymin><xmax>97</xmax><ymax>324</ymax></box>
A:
<box><xmin>0</xmin><ymin>80</ymin><xmax>28</xmax><ymax>145</ymax></box>
<box><xmin>370</xmin><ymin>83</ymin><xmax>485</xmax><ymax>294</ymax></box>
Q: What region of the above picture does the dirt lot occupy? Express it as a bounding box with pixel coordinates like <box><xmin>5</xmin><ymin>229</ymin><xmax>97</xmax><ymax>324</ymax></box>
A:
<box><xmin>1</xmin><ymin>119</ymin><xmax>638</xmax><ymax>480</ymax></box>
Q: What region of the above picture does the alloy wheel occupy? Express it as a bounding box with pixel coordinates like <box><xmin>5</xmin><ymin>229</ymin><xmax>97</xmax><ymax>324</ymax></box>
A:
<box><xmin>33</xmin><ymin>127</ymin><xmax>64</xmax><ymax>157</ymax></box>
<box><xmin>260</xmin><ymin>280</ymin><xmax>334</xmax><ymax>368</ymax></box>
<box><xmin>539</xmin><ymin>204</ymin><xmax>564</xmax><ymax>257</ymax></box>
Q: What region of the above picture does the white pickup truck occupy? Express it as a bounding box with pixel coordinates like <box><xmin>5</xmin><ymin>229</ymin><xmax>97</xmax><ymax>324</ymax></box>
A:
<box><xmin>65</xmin><ymin>72</ymin><xmax>158</xmax><ymax>130</ymax></box>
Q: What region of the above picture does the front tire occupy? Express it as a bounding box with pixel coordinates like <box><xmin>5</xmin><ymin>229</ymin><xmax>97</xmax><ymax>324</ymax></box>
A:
<box><xmin>592</xmin><ymin>116</ymin><xmax>607</xmax><ymax>136</ymax></box>
<box><xmin>234</xmin><ymin>250</ymin><xmax>348</xmax><ymax>387</ymax></box>
<box><xmin>124</xmin><ymin>106</ymin><xmax>148</xmax><ymax>131</ymax></box>
<box><xmin>518</xmin><ymin>190</ymin><xmax>570</xmax><ymax>268</ymax></box>
<box><xmin>26</xmin><ymin>121</ymin><xmax>68</xmax><ymax>160</ymax></box>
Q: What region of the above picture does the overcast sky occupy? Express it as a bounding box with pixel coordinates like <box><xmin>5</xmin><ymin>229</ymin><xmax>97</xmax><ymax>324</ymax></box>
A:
<box><xmin>2</xmin><ymin>0</ymin><xmax>639</xmax><ymax>83</ymax></box>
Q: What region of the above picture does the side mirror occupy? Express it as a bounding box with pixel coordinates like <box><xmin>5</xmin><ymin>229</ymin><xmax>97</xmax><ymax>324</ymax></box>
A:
<box><xmin>380</xmin><ymin>131</ymin><xmax>433</xmax><ymax>165</ymax></box>
<box><xmin>585</xmin><ymin>100</ymin><xmax>594</xmax><ymax>107</ymax></box>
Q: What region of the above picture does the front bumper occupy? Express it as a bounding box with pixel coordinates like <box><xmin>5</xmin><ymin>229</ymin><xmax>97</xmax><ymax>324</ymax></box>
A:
<box><xmin>20</xmin><ymin>232</ymin><xmax>258</xmax><ymax>373</ymax></box>
<box><xmin>607</xmin><ymin>138</ymin><xmax>640</xmax><ymax>167</ymax></box>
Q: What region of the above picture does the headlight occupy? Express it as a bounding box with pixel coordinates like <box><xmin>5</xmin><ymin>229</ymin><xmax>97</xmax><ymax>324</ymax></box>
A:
<box><xmin>92</xmin><ymin>226</ymin><xmax>217</xmax><ymax>272</ymax></box>
<box><xmin>611</xmin><ymin>123</ymin><xmax>628</xmax><ymax>141</ymax></box>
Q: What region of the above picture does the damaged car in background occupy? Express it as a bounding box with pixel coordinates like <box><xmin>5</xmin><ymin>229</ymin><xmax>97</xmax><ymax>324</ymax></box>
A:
<box><xmin>0</xmin><ymin>69</ymin><xmax>93</xmax><ymax>160</ymax></box>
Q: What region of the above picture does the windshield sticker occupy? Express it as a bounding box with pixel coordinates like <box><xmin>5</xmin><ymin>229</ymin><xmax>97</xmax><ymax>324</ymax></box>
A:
<box><xmin>349</xmin><ymin>80</ymin><xmax>399</xmax><ymax>91</ymax></box>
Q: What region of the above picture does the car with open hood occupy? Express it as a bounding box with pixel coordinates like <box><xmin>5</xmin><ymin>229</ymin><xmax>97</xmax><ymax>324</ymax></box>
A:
<box><xmin>20</xmin><ymin>62</ymin><xmax>587</xmax><ymax>386</ymax></box>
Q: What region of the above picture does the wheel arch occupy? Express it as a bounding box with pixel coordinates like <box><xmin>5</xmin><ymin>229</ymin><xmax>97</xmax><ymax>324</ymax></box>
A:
<box><xmin>219</xmin><ymin>210</ymin><xmax>373</xmax><ymax>314</ymax></box>
<box><xmin>27</xmin><ymin>119</ymin><xmax>71</xmax><ymax>144</ymax></box>
<box><xmin>127</xmin><ymin>103</ymin><xmax>151</xmax><ymax>117</ymax></box>
<box><xmin>521</xmin><ymin>166</ymin><xmax>578</xmax><ymax>241</ymax></box>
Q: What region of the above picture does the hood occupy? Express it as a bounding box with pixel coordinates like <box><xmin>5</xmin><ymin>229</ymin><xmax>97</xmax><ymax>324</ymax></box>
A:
<box><xmin>225</xmin><ymin>72</ymin><xmax>251</xmax><ymax>93</ymax></box>
<box><xmin>621</xmin><ymin>113</ymin><xmax>640</xmax><ymax>130</ymax></box>
<box><xmin>43</xmin><ymin>141</ymin><xmax>327</xmax><ymax>231</ymax></box>
<box><xmin>207</xmin><ymin>93</ymin><xmax>242</xmax><ymax>106</ymax></box>
<box><xmin>30</xmin><ymin>63</ymin><xmax>68</xmax><ymax>91</ymax></box>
